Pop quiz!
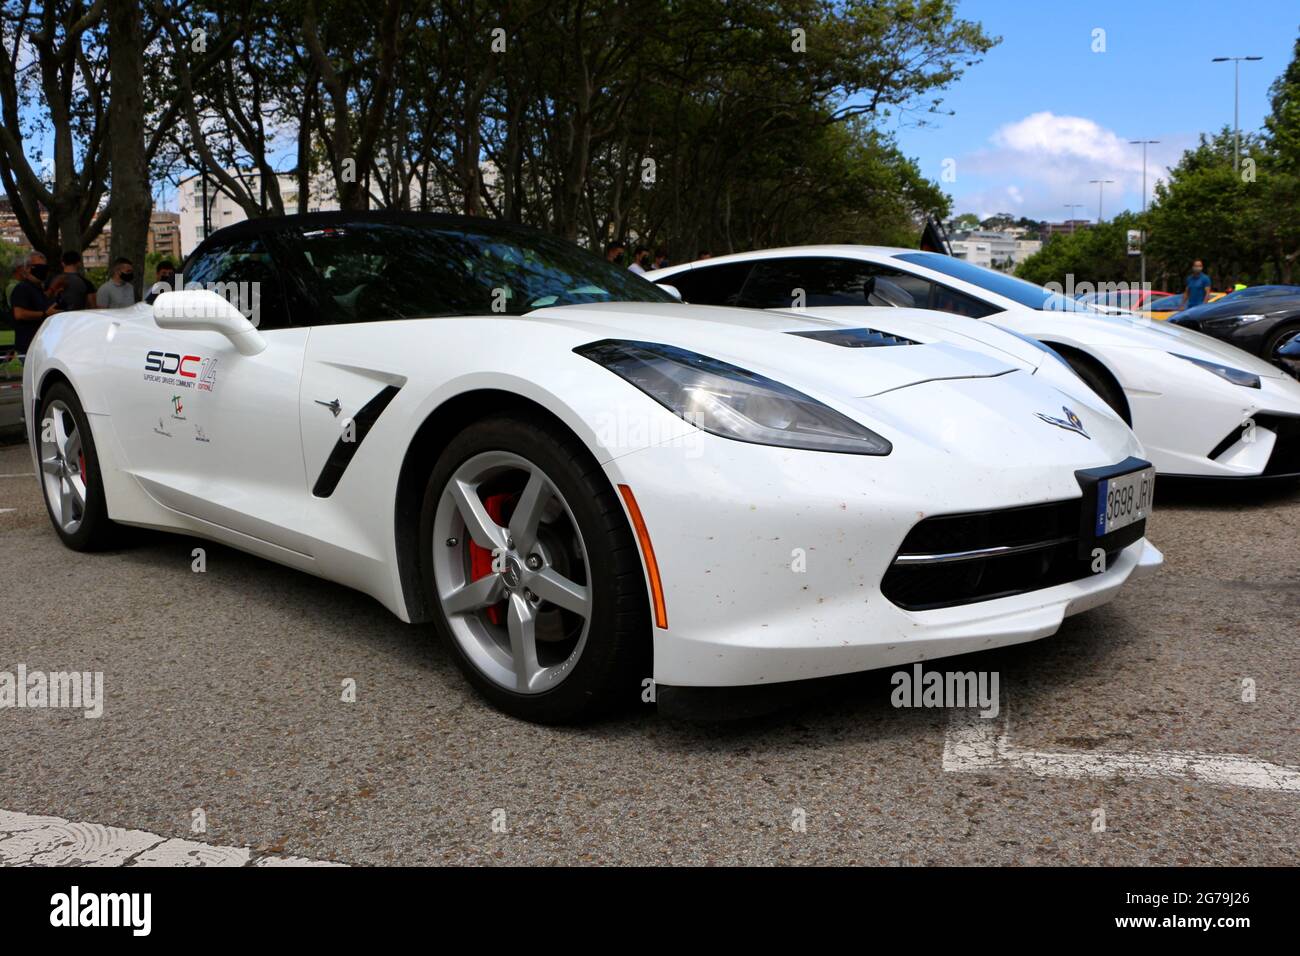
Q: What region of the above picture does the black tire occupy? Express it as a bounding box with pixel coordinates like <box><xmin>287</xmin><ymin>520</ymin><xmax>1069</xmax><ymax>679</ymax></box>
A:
<box><xmin>419</xmin><ymin>413</ymin><xmax>650</xmax><ymax>723</ymax></box>
<box><xmin>37</xmin><ymin>382</ymin><xmax>124</xmax><ymax>551</ymax></box>
<box><xmin>1263</xmin><ymin>322</ymin><xmax>1300</xmax><ymax>367</ymax></box>
<box><xmin>1064</xmin><ymin>355</ymin><xmax>1126</xmax><ymax>421</ymax></box>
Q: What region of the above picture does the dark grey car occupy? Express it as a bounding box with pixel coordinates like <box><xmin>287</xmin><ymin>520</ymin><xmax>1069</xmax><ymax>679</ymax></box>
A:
<box><xmin>1167</xmin><ymin>286</ymin><xmax>1300</xmax><ymax>377</ymax></box>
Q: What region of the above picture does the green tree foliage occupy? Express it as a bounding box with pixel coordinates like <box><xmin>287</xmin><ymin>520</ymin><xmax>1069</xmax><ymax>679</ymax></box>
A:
<box><xmin>1015</xmin><ymin>211</ymin><xmax>1143</xmax><ymax>288</ymax></box>
<box><xmin>1143</xmin><ymin>129</ymin><xmax>1265</xmax><ymax>286</ymax></box>
<box><xmin>2</xmin><ymin>0</ymin><xmax>995</xmax><ymax>262</ymax></box>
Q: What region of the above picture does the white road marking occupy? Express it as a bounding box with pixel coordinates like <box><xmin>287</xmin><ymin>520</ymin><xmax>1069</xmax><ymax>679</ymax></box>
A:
<box><xmin>0</xmin><ymin>808</ymin><xmax>346</xmax><ymax>867</ymax></box>
<box><xmin>0</xmin><ymin>473</ymin><xmax>34</xmax><ymax>478</ymax></box>
<box><xmin>943</xmin><ymin>700</ymin><xmax>1300</xmax><ymax>793</ymax></box>
<box><xmin>0</xmin><ymin>508</ymin><xmax>14</xmax><ymax>514</ymax></box>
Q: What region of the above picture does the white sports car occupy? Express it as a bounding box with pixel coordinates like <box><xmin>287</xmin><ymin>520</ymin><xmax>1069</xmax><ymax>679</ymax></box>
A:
<box><xmin>649</xmin><ymin>247</ymin><xmax>1300</xmax><ymax>480</ymax></box>
<box><xmin>24</xmin><ymin>213</ymin><xmax>1161</xmax><ymax>722</ymax></box>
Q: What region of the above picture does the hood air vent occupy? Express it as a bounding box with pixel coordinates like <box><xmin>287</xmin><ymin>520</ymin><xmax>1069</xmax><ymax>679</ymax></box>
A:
<box><xmin>787</xmin><ymin>327</ymin><xmax>920</xmax><ymax>348</ymax></box>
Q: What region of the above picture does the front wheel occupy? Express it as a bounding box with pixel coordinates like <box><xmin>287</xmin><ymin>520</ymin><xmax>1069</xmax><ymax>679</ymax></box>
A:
<box><xmin>1064</xmin><ymin>357</ymin><xmax>1126</xmax><ymax>420</ymax></box>
<box><xmin>1264</xmin><ymin>323</ymin><xmax>1300</xmax><ymax>370</ymax></box>
<box><xmin>420</xmin><ymin>414</ymin><xmax>650</xmax><ymax>723</ymax></box>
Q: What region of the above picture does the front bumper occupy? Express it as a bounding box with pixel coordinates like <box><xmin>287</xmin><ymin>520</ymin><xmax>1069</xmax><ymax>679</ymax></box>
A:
<box><xmin>1104</xmin><ymin>346</ymin><xmax>1300</xmax><ymax>478</ymax></box>
<box><xmin>606</xmin><ymin>414</ymin><xmax>1158</xmax><ymax>689</ymax></box>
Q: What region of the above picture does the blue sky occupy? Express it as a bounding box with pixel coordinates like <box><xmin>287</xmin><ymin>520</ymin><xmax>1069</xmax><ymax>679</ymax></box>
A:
<box><xmin>890</xmin><ymin>0</ymin><xmax>1299</xmax><ymax>223</ymax></box>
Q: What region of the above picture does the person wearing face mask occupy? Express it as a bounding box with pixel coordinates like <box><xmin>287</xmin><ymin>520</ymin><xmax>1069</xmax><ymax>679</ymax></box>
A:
<box><xmin>98</xmin><ymin>257</ymin><xmax>139</xmax><ymax>309</ymax></box>
<box><xmin>8</xmin><ymin>252</ymin><xmax>61</xmax><ymax>357</ymax></box>
<box><xmin>628</xmin><ymin>246</ymin><xmax>651</xmax><ymax>275</ymax></box>
<box><xmin>145</xmin><ymin>259</ymin><xmax>178</xmax><ymax>305</ymax></box>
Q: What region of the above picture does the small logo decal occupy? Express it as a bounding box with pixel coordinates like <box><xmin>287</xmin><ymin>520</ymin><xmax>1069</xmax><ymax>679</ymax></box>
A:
<box><xmin>1035</xmin><ymin>405</ymin><xmax>1090</xmax><ymax>439</ymax></box>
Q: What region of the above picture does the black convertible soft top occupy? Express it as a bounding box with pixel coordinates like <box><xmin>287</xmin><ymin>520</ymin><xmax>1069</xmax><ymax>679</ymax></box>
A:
<box><xmin>185</xmin><ymin>209</ymin><xmax>552</xmax><ymax>268</ymax></box>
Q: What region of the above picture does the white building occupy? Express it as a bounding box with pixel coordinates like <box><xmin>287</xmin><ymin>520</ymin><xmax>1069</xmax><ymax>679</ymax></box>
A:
<box><xmin>177</xmin><ymin>168</ymin><xmax>340</xmax><ymax>255</ymax></box>
<box><xmin>949</xmin><ymin>230</ymin><xmax>1041</xmax><ymax>272</ymax></box>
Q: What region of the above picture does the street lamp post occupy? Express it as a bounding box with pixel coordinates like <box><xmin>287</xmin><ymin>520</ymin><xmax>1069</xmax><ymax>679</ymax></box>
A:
<box><xmin>1064</xmin><ymin>203</ymin><xmax>1083</xmax><ymax>233</ymax></box>
<box><xmin>1088</xmin><ymin>179</ymin><xmax>1115</xmax><ymax>224</ymax></box>
<box><xmin>1129</xmin><ymin>139</ymin><xmax>1159</xmax><ymax>288</ymax></box>
<box><xmin>1211</xmin><ymin>55</ymin><xmax>1263</xmax><ymax>173</ymax></box>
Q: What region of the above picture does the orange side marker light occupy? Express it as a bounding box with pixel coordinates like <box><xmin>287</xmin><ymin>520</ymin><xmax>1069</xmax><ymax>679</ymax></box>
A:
<box><xmin>617</xmin><ymin>484</ymin><xmax>668</xmax><ymax>629</ymax></box>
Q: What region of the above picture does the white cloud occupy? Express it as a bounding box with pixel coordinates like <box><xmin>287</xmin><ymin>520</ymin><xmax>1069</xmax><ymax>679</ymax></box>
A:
<box><xmin>951</xmin><ymin>112</ymin><xmax>1192</xmax><ymax>221</ymax></box>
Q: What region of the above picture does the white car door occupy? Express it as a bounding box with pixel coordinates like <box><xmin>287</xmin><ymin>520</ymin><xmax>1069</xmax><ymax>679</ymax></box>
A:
<box><xmin>102</xmin><ymin>238</ymin><xmax>311</xmax><ymax>551</ymax></box>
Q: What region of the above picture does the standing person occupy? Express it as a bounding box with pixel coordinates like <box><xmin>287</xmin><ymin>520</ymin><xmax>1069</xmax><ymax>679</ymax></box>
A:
<box><xmin>628</xmin><ymin>246</ymin><xmax>651</xmax><ymax>275</ymax></box>
<box><xmin>1181</xmin><ymin>259</ymin><xmax>1212</xmax><ymax>310</ymax></box>
<box><xmin>653</xmin><ymin>248</ymin><xmax>669</xmax><ymax>270</ymax></box>
<box><xmin>604</xmin><ymin>241</ymin><xmax>626</xmax><ymax>265</ymax></box>
<box><xmin>146</xmin><ymin>259</ymin><xmax>178</xmax><ymax>304</ymax></box>
<box><xmin>98</xmin><ymin>257</ymin><xmax>139</xmax><ymax>309</ymax></box>
<box><xmin>3</xmin><ymin>263</ymin><xmax>24</xmax><ymax>361</ymax></box>
<box><xmin>8</xmin><ymin>253</ymin><xmax>60</xmax><ymax>356</ymax></box>
<box><xmin>49</xmin><ymin>250</ymin><xmax>97</xmax><ymax>311</ymax></box>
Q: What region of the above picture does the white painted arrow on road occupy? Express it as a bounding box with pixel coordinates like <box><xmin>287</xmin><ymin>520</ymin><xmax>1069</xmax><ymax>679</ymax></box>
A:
<box><xmin>944</xmin><ymin>702</ymin><xmax>1300</xmax><ymax>793</ymax></box>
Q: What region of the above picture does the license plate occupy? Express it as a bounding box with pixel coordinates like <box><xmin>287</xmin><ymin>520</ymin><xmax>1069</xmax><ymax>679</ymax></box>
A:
<box><xmin>1094</xmin><ymin>466</ymin><xmax>1155</xmax><ymax>537</ymax></box>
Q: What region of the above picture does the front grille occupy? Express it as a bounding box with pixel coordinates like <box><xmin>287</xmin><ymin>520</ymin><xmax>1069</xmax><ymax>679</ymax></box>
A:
<box><xmin>880</xmin><ymin>498</ymin><xmax>1133</xmax><ymax>611</ymax></box>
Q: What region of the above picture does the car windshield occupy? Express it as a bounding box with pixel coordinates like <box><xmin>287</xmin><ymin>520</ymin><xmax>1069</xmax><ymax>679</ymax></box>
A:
<box><xmin>1148</xmin><ymin>294</ymin><xmax>1185</xmax><ymax>311</ymax></box>
<box><xmin>1076</xmin><ymin>290</ymin><xmax>1143</xmax><ymax>307</ymax></box>
<box><xmin>893</xmin><ymin>251</ymin><xmax>1096</xmax><ymax>312</ymax></box>
<box><xmin>1223</xmin><ymin>285</ymin><xmax>1300</xmax><ymax>299</ymax></box>
<box><xmin>283</xmin><ymin>220</ymin><xmax>675</xmax><ymax>322</ymax></box>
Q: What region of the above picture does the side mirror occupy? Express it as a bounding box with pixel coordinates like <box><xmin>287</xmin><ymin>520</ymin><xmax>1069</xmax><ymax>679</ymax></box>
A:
<box><xmin>152</xmin><ymin>290</ymin><xmax>266</xmax><ymax>356</ymax></box>
<box><xmin>656</xmin><ymin>283</ymin><xmax>684</xmax><ymax>302</ymax></box>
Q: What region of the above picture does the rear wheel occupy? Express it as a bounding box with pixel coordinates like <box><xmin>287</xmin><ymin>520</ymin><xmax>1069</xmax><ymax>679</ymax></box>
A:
<box><xmin>420</xmin><ymin>414</ymin><xmax>649</xmax><ymax>723</ymax></box>
<box><xmin>37</xmin><ymin>383</ymin><xmax>122</xmax><ymax>550</ymax></box>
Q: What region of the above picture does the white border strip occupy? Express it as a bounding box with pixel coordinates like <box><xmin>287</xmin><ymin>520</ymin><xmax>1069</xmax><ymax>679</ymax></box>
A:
<box><xmin>0</xmin><ymin>808</ymin><xmax>345</xmax><ymax>866</ymax></box>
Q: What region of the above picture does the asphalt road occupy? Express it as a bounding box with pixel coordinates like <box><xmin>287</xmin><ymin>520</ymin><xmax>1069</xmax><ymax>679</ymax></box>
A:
<box><xmin>1</xmin><ymin>437</ymin><xmax>1297</xmax><ymax>865</ymax></box>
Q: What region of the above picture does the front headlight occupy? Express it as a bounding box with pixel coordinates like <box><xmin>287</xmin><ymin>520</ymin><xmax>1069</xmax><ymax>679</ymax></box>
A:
<box><xmin>1170</xmin><ymin>352</ymin><xmax>1261</xmax><ymax>388</ymax></box>
<box><xmin>576</xmin><ymin>339</ymin><xmax>892</xmax><ymax>455</ymax></box>
<box><xmin>1203</xmin><ymin>314</ymin><xmax>1267</xmax><ymax>331</ymax></box>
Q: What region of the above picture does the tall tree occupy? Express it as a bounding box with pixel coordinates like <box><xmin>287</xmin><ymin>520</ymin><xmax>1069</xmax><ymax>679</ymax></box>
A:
<box><xmin>301</xmin><ymin>0</ymin><xmax>404</xmax><ymax>210</ymax></box>
<box><xmin>106</xmin><ymin>0</ymin><xmax>148</xmax><ymax>295</ymax></box>
<box><xmin>0</xmin><ymin>0</ymin><xmax>111</xmax><ymax>258</ymax></box>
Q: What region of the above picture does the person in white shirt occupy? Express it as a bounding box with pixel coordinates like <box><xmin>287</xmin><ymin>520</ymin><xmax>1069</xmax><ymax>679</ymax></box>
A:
<box><xmin>628</xmin><ymin>246</ymin><xmax>651</xmax><ymax>275</ymax></box>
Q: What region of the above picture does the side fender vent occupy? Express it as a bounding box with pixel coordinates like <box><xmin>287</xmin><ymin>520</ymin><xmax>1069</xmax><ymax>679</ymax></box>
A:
<box><xmin>312</xmin><ymin>385</ymin><xmax>401</xmax><ymax>498</ymax></box>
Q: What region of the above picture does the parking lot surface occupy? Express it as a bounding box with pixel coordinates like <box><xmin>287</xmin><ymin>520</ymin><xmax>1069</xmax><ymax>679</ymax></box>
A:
<box><xmin>1</xmin><ymin>438</ymin><xmax>1297</xmax><ymax>865</ymax></box>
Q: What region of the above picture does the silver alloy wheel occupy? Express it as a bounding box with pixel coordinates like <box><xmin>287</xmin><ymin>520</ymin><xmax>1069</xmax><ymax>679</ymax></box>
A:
<box><xmin>39</xmin><ymin>399</ymin><xmax>88</xmax><ymax>535</ymax></box>
<box><xmin>432</xmin><ymin>450</ymin><xmax>592</xmax><ymax>694</ymax></box>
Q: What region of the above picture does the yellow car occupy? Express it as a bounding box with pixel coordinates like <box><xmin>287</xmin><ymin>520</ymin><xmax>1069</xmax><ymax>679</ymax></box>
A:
<box><xmin>1138</xmin><ymin>291</ymin><xmax>1226</xmax><ymax>321</ymax></box>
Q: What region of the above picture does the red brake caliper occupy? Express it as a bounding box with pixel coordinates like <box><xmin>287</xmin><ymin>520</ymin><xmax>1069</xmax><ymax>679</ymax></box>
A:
<box><xmin>467</xmin><ymin>493</ymin><xmax>514</xmax><ymax>625</ymax></box>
